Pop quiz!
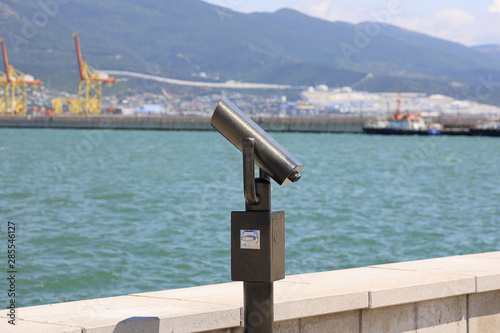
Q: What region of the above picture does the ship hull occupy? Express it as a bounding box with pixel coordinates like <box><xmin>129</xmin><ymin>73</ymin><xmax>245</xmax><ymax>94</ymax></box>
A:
<box><xmin>363</xmin><ymin>128</ymin><xmax>442</xmax><ymax>135</ymax></box>
<box><xmin>470</xmin><ymin>129</ymin><xmax>500</xmax><ymax>137</ymax></box>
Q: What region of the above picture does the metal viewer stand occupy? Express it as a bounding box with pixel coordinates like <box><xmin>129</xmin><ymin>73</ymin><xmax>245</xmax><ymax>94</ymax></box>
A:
<box><xmin>211</xmin><ymin>99</ymin><xmax>304</xmax><ymax>333</ymax></box>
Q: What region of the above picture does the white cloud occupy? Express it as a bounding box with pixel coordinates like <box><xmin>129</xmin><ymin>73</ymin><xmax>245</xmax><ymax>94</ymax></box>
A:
<box><xmin>419</xmin><ymin>8</ymin><xmax>478</xmax><ymax>44</ymax></box>
<box><xmin>293</xmin><ymin>0</ymin><xmax>385</xmax><ymax>24</ymax></box>
<box><xmin>435</xmin><ymin>8</ymin><xmax>475</xmax><ymax>26</ymax></box>
<box><xmin>489</xmin><ymin>0</ymin><xmax>500</xmax><ymax>13</ymax></box>
<box><xmin>390</xmin><ymin>7</ymin><xmax>500</xmax><ymax>46</ymax></box>
<box><xmin>291</xmin><ymin>1</ymin><xmax>345</xmax><ymax>22</ymax></box>
<box><xmin>308</xmin><ymin>0</ymin><xmax>330</xmax><ymax>15</ymax></box>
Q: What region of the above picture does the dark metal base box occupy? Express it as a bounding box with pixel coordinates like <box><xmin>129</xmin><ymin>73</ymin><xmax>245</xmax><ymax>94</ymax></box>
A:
<box><xmin>231</xmin><ymin>210</ymin><xmax>285</xmax><ymax>282</ymax></box>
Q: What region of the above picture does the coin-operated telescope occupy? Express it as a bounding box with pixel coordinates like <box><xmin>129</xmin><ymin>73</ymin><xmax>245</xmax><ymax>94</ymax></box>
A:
<box><xmin>211</xmin><ymin>99</ymin><xmax>304</xmax><ymax>333</ymax></box>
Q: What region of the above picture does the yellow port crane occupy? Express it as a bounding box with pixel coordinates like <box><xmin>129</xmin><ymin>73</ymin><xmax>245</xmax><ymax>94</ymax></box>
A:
<box><xmin>0</xmin><ymin>71</ymin><xmax>6</xmax><ymax>114</ymax></box>
<box><xmin>73</xmin><ymin>33</ymin><xmax>116</xmax><ymax>115</ymax></box>
<box><xmin>51</xmin><ymin>98</ymin><xmax>77</xmax><ymax>115</ymax></box>
<box><xmin>0</xmin><ymin>38</ymin><xmax>42</xmax><ymax>115</ymax></box>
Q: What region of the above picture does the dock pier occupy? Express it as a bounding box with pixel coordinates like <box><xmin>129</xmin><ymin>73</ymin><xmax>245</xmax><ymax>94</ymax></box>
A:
<box><xmin>0</xmin><ymin>114</ymin><xmax>484</xmax><ymax>135</ymax></box>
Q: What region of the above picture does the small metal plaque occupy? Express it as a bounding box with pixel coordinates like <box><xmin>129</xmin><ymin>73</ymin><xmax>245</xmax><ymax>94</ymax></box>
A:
<box><xmin>240</xmin><ymin>230</ymin><xmax>260</xmax><ymax>250</ymax></box>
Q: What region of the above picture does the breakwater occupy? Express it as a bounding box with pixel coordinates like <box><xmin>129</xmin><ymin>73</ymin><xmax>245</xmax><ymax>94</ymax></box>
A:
<box><xmin>0</xmin><ymin>114</ymin><xmax>486</xmax><ymax>134</ymax></box>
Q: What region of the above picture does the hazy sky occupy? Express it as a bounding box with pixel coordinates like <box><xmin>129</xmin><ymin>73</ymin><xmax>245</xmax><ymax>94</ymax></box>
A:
<box><xmin>202</xmin><ymin>0</ymin><xmax>500</xmax><ymax>46</ymax></box>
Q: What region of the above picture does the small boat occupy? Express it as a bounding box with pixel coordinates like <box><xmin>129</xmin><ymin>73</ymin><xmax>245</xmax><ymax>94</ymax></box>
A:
<box><xmin>363</xmin><ymin>114</ymin><xmax>443</xmax><ymax>135</ymax></box>
<box><xmin>470</xmin><ymin>120</ymin><xmax>500</xmax><ymax>137</ymax></box>
<box><xmin>363</xmin><ymin>92</ymin><xmax>442</xmax><ymax>135</ymax></box>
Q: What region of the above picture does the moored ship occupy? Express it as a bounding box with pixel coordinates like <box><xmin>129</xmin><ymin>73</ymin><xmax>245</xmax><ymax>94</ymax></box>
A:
<box><xmin>363</xmin><ymin>93</ymin><xmax>442</xmax><ymax>135</ymax></box>
<box><xmin>470</xmin><ymin>120</ymin><xmax>500</xmax><ymax>137</ymax></box>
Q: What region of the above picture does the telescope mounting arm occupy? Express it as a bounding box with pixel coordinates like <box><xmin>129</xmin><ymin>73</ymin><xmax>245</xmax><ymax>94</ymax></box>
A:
<box><xmin>242</xmin><ymin>138</ymin><xmax>260</xmax><ymax>206</ymax></box>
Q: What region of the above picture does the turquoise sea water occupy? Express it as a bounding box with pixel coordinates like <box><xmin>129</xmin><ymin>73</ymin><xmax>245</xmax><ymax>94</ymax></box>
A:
<box><xmin>1</xmin><ymin>128</ymin><xmax>500</xmax><ymax>307</ymax></box>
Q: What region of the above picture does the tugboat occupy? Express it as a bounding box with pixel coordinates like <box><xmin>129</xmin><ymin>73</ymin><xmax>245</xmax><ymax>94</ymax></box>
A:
<box><xmin>363</xmin><ymin>93</ymin><xmax>442</xmax><ymax>135</ymax></box>
<box><xmin>470</xmin><ymin>120</ymin><xmax>500</xmax><ymax>137</ymax></box>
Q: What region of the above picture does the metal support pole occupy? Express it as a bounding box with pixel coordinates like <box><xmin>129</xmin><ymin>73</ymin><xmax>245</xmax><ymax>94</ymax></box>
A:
<box><xmin>244</xmin><ymin>282</ymin><xmax>274</xmax><ymax>333</ymax></box>
<box><xmin>241</xmin><ymin>138</ymin><xmax>274</xmax><ymax>333</ymax></box>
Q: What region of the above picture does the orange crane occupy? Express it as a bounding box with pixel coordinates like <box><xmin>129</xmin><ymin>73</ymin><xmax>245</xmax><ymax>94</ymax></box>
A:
<box><xmin>0</xmin><ymin>38</ymin><xmax>42</xmax><ymax>115</ymax></box>
<box><xmin>73</xmin><ymin>33</ymin><xmax>116</xmax><ymax>115</ymax></box>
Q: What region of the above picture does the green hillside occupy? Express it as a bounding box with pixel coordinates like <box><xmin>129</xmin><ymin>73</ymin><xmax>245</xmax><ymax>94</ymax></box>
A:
<box><xmin>1</xmin><ymin>0</ymin><xmax>499</xmax><ymax>105</ymax></box>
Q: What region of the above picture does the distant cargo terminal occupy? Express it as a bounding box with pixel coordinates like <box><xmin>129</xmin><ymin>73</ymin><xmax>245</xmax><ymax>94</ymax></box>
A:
<box><xmin>0</xmin><ymin>113</ymin><xmax>491</xmax><ymax>136</ymax></box>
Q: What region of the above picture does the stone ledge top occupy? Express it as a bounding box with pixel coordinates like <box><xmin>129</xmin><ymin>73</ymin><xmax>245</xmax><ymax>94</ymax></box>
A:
<box><xmin>1</xmin><ymin>251</ymin><xmax>499</xmax><ymax>332</ymax></box>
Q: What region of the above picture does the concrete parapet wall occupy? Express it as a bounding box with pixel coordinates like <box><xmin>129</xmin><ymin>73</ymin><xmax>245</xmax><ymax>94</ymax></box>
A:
<box><xmin>2</xmin><ymin>252</ymin><xmax>500</xmax><ymax>332</ymax></box>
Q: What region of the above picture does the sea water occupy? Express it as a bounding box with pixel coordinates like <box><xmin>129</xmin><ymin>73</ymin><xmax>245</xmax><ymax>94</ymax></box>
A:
<box><xmin>1</xmin><ymin>128</ymin><xmax>499</xmax><ymax>307</ymax></box>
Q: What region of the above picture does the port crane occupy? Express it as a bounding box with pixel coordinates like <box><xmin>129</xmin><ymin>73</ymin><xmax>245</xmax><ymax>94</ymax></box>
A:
<box><xmin>73</xmin><ymin>33</ymin><xmax>116</xmax><ymax>115</ymax></box>
<box><xmin>0</xmin><ymin>38</ymin><xmax>42</xmax><ymax>115</ymax></box>
<box><xmin>0</xmin><ymin>71</ymin><xmax>6</xmax><ymax>114</ymax></box>
<box><xmin>51</xmin><ymin>98</ymin><xmax>77</xmax><ymax>115</ymax></box>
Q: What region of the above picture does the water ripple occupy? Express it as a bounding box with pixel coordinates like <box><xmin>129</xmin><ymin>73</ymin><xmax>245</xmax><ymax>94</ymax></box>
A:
<box><xmin>1</xmin><ymin>129</ymin><xmax>499</xmax><ymax>307</ymax></box>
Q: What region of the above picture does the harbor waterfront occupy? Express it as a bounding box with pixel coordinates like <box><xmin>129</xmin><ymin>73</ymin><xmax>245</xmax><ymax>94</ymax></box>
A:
<box><xmin>1</xmin><ymin>128</ymin><xmax>499</xmax><ymax>308</ymax></box>
<box><xmin>0</xmin><ymin>114</ymin><xmax>491</xmax><ymax>134</ymax></box>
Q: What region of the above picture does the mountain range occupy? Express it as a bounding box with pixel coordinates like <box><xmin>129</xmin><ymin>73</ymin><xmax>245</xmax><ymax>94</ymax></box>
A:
<box><xmin>0</xmin><ymin>0</ymin><xmax>499</xmax><ymax>106</ymax></box>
